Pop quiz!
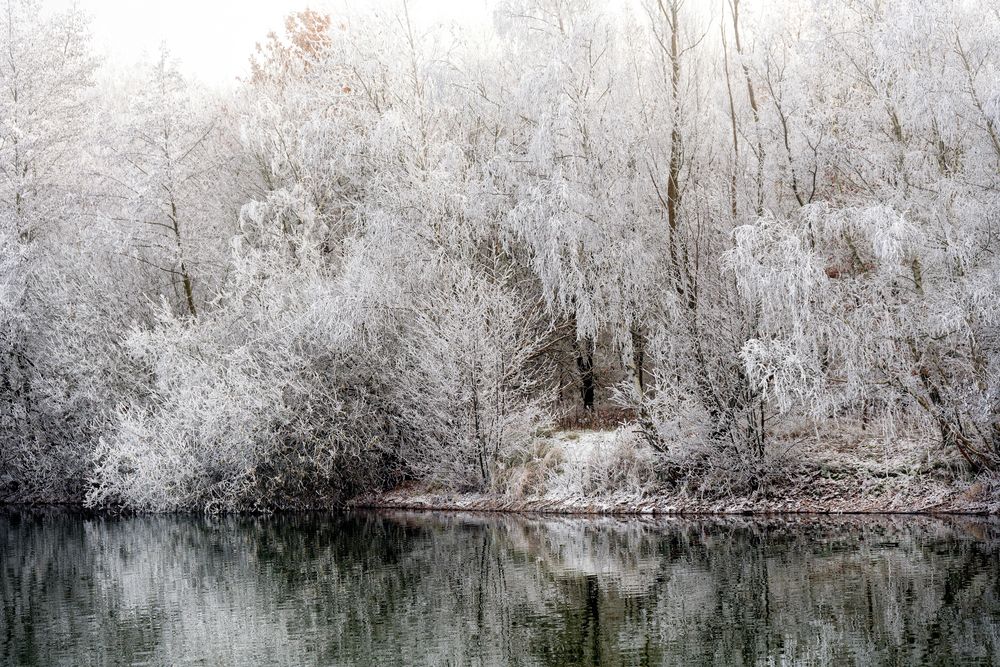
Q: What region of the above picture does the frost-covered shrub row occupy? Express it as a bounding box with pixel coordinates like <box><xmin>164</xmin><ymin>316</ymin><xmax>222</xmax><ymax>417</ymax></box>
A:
<box><xmin>1</xmin><ymin>0</ymin><xmax>999</xmax><ymax>510</ymax></box>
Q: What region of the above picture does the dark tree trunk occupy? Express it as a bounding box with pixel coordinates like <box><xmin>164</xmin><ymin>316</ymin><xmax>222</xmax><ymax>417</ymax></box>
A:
<box><xmin>576</xmin><ymin>342</ymin><xmax>595</xmax><ymax>411</ymax></box>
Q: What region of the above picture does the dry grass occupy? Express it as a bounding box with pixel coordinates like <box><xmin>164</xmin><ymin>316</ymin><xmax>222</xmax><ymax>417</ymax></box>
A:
<box><xmin>555</xmin><ymin>407</ymin><xmax>637</xmax><ymax>431</ymax></box>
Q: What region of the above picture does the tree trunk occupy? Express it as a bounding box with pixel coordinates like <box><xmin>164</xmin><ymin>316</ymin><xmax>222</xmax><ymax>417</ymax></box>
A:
<box><xmin>575</xmin><ymin>339</ymin><xmax>595</xmax><ymax>412</ymax></box>
<box><xmin>629</xmin><ymin>324</ymin><xmax>645</xmax><ymax>396</ymax></box>
<box><xmin>169</xmin><ymin>199</ymin><xmax>197</xmax><ymax>318</ymax></box>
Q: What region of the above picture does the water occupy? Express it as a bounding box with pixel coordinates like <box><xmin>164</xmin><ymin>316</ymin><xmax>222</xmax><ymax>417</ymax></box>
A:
<box><xmin>2</xmin><ymin>510</ymin><xmax>999</xmax><ymax>666</ymax></box>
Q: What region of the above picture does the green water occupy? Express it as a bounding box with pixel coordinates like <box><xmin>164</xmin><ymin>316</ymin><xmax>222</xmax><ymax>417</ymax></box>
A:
<box><xmin>1</xmin><ymin>510</ymin><xmax>998</xmax><ymax>666</ymax></box>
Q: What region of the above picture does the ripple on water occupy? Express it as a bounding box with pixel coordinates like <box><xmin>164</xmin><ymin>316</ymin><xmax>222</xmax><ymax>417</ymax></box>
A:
<box><xmin>1</xmin><ymin>510</ymin><xmax>999</xmax><ymax>666</ymax></box>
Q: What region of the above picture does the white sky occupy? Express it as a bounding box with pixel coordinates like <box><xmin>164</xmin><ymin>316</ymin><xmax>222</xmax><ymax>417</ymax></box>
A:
<box><xmin>65</xmin><ymin>0</ymin><xmax>492</xmax><ymax>88</ymax></box>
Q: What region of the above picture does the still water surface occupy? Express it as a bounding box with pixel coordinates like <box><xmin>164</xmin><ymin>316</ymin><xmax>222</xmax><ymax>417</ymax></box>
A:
<box><xmin>2</xmin><ymin>510</ymin><xmax>999</xmax><ymax>666</ymax></box>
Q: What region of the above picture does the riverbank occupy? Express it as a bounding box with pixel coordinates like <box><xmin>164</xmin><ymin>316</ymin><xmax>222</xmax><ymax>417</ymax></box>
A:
<box><xmin>6</xmin><ymin>425</ymin><xmax>997</xmax><ymax>515</ymax></box>
<box><xmin>354</xmin><ymin>483</ymin><xmax>999</xmax><ymax>515</ymax></box>
<box><xmin>353</xmin><ymin>426</ymin><xmax>1000</xmax><ymax>515</ymax></box>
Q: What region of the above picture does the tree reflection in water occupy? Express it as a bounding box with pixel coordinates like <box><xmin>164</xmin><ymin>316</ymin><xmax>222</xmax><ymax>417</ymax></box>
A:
<box><xmin>2</xmin><ymin>510</ymin><xmax>999</xmax><ymax>666</ymax></box>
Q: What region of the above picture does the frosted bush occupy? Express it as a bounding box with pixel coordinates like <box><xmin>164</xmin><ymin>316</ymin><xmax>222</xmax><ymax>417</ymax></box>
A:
<box><xmin>392</xmin><ymin>266</ymin><xmax>555</xmax><ymax>491</ymax></box>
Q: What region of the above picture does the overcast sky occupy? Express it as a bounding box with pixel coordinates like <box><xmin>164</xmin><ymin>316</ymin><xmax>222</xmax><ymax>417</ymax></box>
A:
<box><xmin>65</xmin><ymin>0</ymin><xmax>492</xmax><ymax>87</ymax></box>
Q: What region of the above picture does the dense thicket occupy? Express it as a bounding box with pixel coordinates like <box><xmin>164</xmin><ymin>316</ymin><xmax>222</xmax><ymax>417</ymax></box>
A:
<box><xmin>1</xmin><ymin>0</ymin><xmax>998</xmax><ymax>511</ymax></box>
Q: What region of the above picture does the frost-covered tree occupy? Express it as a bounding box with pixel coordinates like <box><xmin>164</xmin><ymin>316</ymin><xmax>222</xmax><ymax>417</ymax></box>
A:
<box><xmin>726</xmin><ymin>0</ymin><xmax>1000</xmax><ymax>466</ymax></box>
<box><xmin>0</xmin><ymin>0</ymin><xmax>100</xmax><ymax>500</ymax></box>
<box><xmin>107</xmin><ymin>47</ymin><xmax>238</xmax><ymax>318</ymax></box>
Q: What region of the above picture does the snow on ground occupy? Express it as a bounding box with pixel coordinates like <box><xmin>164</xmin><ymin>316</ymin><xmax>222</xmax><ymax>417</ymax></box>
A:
<box><xmin>548</xmin><ymin>429</ymin><xmax>618</xmax><ymax>487</ymax></box>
